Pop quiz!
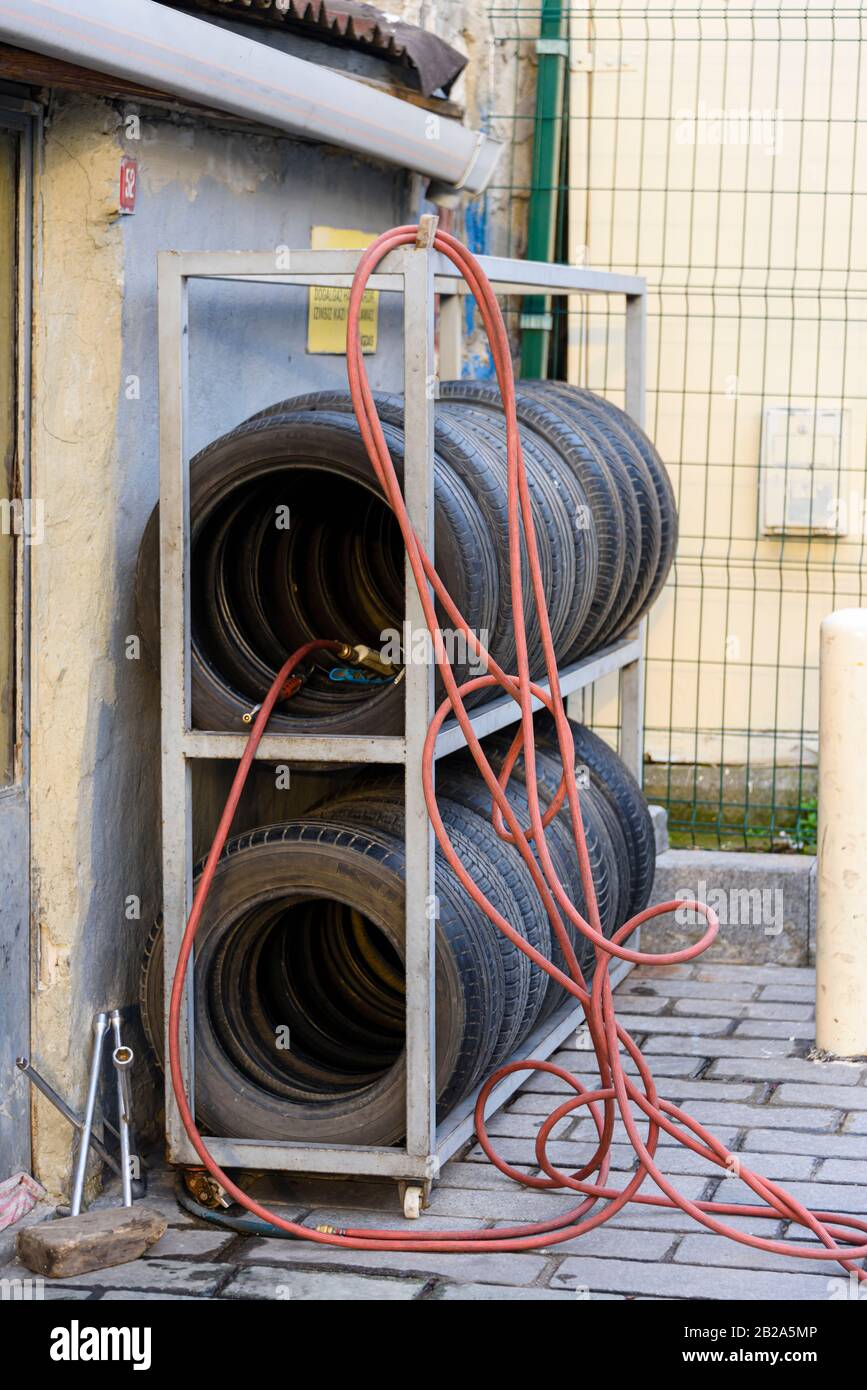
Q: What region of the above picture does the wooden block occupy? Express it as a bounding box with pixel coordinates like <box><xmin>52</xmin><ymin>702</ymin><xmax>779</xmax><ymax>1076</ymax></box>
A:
<box><xmin>16</xmin><ymin>1206</ymin><xmax>167</xmax><ymax>1279</ymax></box>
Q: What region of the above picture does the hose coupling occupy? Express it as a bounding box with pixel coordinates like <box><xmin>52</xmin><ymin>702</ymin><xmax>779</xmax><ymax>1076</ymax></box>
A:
<box><xmin>337</xmin><ymin>642</ymin><xmax>401</xmax><ymax>679</ymax></box>
<box><xmin>241</xmin><ymin>702</ymin><xmax>262</xmax><ymax>726</ymax></box>
<box><xmin>315</xmin><ymin>1223</ymin><xmax>344</xmax><ymax>1236</ymax></box>
<box><xmin>278</xmin><ymin>670</ymin><xmax>307</xmax><ymax>702</ymax></box>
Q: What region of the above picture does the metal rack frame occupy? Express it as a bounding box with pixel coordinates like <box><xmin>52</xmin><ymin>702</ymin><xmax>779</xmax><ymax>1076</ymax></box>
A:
<box><xmin>158</xmin><ymin>243</ymin><xmax>647</xmax><ymax>1192</ymax></box>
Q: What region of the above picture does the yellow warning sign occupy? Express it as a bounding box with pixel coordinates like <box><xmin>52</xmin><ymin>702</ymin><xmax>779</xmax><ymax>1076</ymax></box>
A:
<box><xmin>307</xmin><ymin>226</ymin><xmax>379</xmax><ymax>355</ymax></box>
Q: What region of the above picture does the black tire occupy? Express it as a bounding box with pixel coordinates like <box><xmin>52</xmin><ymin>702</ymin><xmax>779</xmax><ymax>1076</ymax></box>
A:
<box><xmin>436</xmin><ymin>400</ymin><xmax>576</xmax><ymax>676</ymax></box>
<box><xmin>134</xmin><ymin>409</ymin><xmax>498</xmax><ymax>735</ymax></box>
<box><xmin>548</xmin><ymin>386</ymin><xmax>678</xmax><ymax>618</ymax></box>
<box><xmin>307</xmin><ymin>790</ymin><xmax>521</xmax><ymax>1077</ymax></box>
<box><xmin>449</xmin><ymin>739</ymin><xmax>596</xmax><ymax>1020</ymax></box>
<box><xmin>440</xmin><ymin>380</ymin><xmax>625</xmax><ymax>659</ymax></box>
<box><xmin>472</xmin><ymin>733</ymin><xmax>624</xmax><ymax>1020</ymax></box>
<box><xmin>140</xmin><ymin>818</ymin><xmax>506</xmax><ymax>1144</ymax></box>
<box><xmin>521</xmin><ymin>382</ymin><xmax>662</xmax><ymax>638</ymax></box>
<box><xmin>342</xmin><ymin>766</ymin><xmax>554</xmax><ymax>1047</ymax></box>
<box><xmin>536</xmin><ymin>715</ymin><xmax>657</xmax><ymax>920</ymax></box>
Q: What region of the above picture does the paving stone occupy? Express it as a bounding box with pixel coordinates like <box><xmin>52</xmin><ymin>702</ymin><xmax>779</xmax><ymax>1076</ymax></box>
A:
<box><xmin>744</xmin><ymin>1128</ymin><xmax>866</xmax><ymax>1159</ymax></box>
<box><xmin>464</xmin><ymin>1137</ymin><xmax>595</xmax><ymax>1167</ymax></box>
<box><xmin>541</xmin><ymin>1227</ymin><xmax>679</xmax><ymax>1260</ymax></box>
<box><xmin>0</xmin><ymin>1281</ymin><xmax>94</xmax><ymax>1301</ymax></box>
<box><xmin>673</xmin><ymin>999</ymin><xmax>814</xmax><ymax>1022</ymax></box>
<box><xmin>773</xmin><ymin>1083</ymin><xmax>867</xmax><ymax>1109</ymax></box>
<box><xmin>551</xmin><ymin>1255</ymin><xmax>833</xmax><ymax>1301</ymax></box>
<box><xmin>51</xmin><ymin>1259</ymin><xmax>227</xmax><ymax>1295</ymax></box>
<box><xmin>614</xmin><ymin>1014</ymin><xmax>734</xmax><ymax>1035</ymax></box>
<box><xmin>542</xmin><ymin>1063</ymin><xmax>760</xmax><ymax>1103</ymax></box>
<box><xmin>673</xmin><ymin>1232</ymin><xmax>845</xmax><ymax>1276</ymax></box>
<box><xmin>300</xmin><ymin>1208</ymin><xmax>487</xmax><ymax>1234</ymax></box>
<box><xmin>619</xmin><ymin>979</ymin><xmax>760</xmax><ymax>1001</ymax></box>
<box><xmin>221</xmin><ymin>1267</ymin><xmax>426</xmax><ymax>1300</ymax></box>
<box><xmin>731</xmin><ymin>1150</ymin><xmax>818</xmax><ymax>1181</ymax></box>
<box><xmin>695</xmin><ymin>965</ymin><xmax>816</xmax><ymax>985</ymax></box>
<box><xmin>436</xmin><ymin>1282</ymin><xmax>575</xmax><ymax>1300</ymax></box>
<box><xmin>758</xmin><ymin>984</ymin><xmax>816</xmax><ymax>1004</ymax></box>
<box><xmin>733</xmin><ymin>1180</ymin><xmax>867</xmax><ymax>1215</ymax></box>
<box><xmin>645</xmin><ymin>1080</ymin><xmax>761</xmax><ymax>1104</ymax></box>
<box><xmin>845</xmin><ymin>1112</ymin><xmax>867</xmax><ymax>1134</ymax></box>
<box><xmin>734</xmin><ymin>1019</ymin><xmax>815</xmax><ymax>1040</ymax></box>
<box><xmin>436</xmin><ymin>1162</ymin><xmax>535</xmax><ymax>1190</ymax></box>
<box><xmin>666</xmin><ymin>1101</ymin><xmax>841</xmax><ymax>1132</ymax></box>
<box><xmin>98</xmin><ymin>1290</ymin><xmax>207</xmax><ymax>1301</ymax></box>
<box><xmin>643</xmin><ymin>1035</ymin><xmax>796</xmax><ymax>1058</ymax></box>
<box><xmin>708</xmin><ymin>1058</ymin><xmax>863</xmax><ymax>1087</ymax></box>
<box><xmin>607</xmin><ymin>1206</ymin><xmax>785</xmax><ymax>1238</ymax></box>
<box><xmin>547</xmin><ymin>1114</ymin><xmax>741</xmax><ymax>1152</ymax></box>
<box><xmin>510</xmin><ymin>1069</ymin><xmax>757</xmax><ymax>1103</ymax></box>
<box><xmin>602</xmin><ymin>1146</ymin><xmax>815</xmax><ymax>1183</ymax></box>
<box><xmin>814</xmin><ymin>1158</ymin><xmax>867</xmax><ymax>1183</ymax></box>
<box><xmin>146</xmin><ymin>1228</ymin><xmax>234</xmax><ymax>1259</ymax></box>
<box><xmin>484</xmin><ymin>1110</ymin><xmax>574</xmax><ymax>1139</ymax></box>
<box><xmin>598</xmin><ymin>993</ymin><xmax>670</xmax><ymax>1014</ymax></box>
<box><xmin>552</xmin><ymin>1049</ymin><xmax>703</xmax><ymax>1078</ymax></box>
<box><xmin>632</xmin><ymin>964</ymin><xmax>696</xmax><ymax>979</ymax></box>
<box><xmin>233</xmin><ymin>1243</ymin><xmax>548</xmax><ymax>1287</ymax></box>
<box><xmin>426</xmin><ymin>1185</ymin><xmax>603</xmax><ymax>1222</ymax></box>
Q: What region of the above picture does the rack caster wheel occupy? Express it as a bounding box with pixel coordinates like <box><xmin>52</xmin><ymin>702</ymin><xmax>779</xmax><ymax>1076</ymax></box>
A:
<box><xmin>399</xmin><ymin>1182</ymin><xmax>425</xmax><ymax>1220</ymax></box>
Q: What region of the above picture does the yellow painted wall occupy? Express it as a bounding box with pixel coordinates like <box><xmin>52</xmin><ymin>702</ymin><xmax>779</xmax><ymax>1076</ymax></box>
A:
<box><xmin>29</xmin><ymin>95</ymin><xmax>126</xmax><ymax>1192</ymax></box>
<box><xmin>564</xmin><ymin>2</ymin><xmax>867</xmax><ymax>774</ymax></box>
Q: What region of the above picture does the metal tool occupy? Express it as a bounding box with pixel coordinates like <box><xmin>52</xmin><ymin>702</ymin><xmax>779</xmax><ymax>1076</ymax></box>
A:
<box><xmin>70</xmin><ymin>1010</ymin><xmax>109</xmax><ymax>1216</ymax></box>
<box><xmin>15</xmin><ymin>1056</ymin><xmax>122</xmax><ymax>1178</ymax></box>
<box><xmin>110</xmin><ymin>1010</ymin><xmax>134</xmax><ymax>1208</ymax></box>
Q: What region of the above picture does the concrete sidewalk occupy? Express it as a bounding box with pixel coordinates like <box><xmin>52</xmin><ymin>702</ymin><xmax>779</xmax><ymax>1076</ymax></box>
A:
<box><xmin>3</xmin><ymin>963</ymin><xmax>865</xmax><ymax>1301</ymax></box>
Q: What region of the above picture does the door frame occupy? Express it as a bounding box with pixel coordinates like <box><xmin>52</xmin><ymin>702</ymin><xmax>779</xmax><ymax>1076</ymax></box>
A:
<box><xmin>0</xmin><ymin>93</ymin><xmax>36</xmax><ymax>1175</ymax></box>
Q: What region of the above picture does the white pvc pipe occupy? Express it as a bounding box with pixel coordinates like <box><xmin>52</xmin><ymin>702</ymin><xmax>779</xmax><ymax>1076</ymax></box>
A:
<box><xmin>816</xmin><ymin>608</ymin><xmax>867</xmax><ymax>1055</ymax></box>
<box><xmin>0</xmin><ymin>0</ymin><xmax>501</xmax><ymax>193</ymax></box>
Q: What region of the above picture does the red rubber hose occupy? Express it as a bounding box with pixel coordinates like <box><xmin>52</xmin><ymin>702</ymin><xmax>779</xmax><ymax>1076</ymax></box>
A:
<box><xmin>168</xmin><ymin>228</ymin><xmax>867</xmax><ymax>1272</ymax></box>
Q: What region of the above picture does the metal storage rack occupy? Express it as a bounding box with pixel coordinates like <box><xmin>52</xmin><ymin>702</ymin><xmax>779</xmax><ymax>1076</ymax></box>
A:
<box><xmin>158</xmin><ymin>240</ymin><xmax>647</xmax><ymax>1210</ymax></box>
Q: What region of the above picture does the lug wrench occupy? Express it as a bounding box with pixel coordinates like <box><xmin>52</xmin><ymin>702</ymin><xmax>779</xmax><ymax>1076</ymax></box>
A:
<box><xmin>15</xmin><ymin>1056</ymin><xmax>123</xmax><ymax>1178</ymax></box>
<box><xmin>70</xmin><ymin>1011</ymin><xmax>109</xmax><ymax>1216</ymax></box>
<box><xmin>110</xmin><ymin>1010</ymin><xmax>134</xmax><ymax>1208</ymax></box>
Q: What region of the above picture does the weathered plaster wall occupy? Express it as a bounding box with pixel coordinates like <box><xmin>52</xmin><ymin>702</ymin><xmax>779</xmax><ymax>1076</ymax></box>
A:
<box><xmin>29</xmin><ymin>95</ymin><xmax>127</xmax><ymax>1194</ymax></box>
<box><xmin>29</xmin><ymin>91</ymin><xmax>411</xmax><ymax>1194</ymax></box>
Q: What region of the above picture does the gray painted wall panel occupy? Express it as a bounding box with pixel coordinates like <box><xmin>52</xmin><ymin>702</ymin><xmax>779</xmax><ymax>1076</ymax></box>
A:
<box><xmin>80</xmin><ymin>112</ymin><xmax>413</xmax><ymax>1140</ymax></box>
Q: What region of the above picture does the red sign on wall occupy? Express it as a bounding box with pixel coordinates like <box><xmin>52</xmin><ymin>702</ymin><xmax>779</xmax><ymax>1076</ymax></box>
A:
<box><xmin>119</xmin><ymin>157</ymin><xmax>138</xmax><ymax>214</ymax></box>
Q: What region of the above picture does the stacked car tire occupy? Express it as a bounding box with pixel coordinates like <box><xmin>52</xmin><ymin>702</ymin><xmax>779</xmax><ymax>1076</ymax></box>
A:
<box><xmin>135</xmin><ymin>383</ymin><xmax>676</xmax><ymax>735</ymax></box>
<box><xmin>138</xmin><ymin>382</ymin><xmax>675</xmax><ymax>1145</ymax></box>
<box><xmin>141</xmin><ymin>718</ymin><xmax>657</xmax><ymax>1146</ymax></box>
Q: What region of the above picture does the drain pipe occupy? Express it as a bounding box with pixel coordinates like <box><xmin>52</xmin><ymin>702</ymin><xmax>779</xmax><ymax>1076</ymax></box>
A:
<box><xmin>816</xmin><ymin>608</ymin><xmax>867</xmax><ymax>1055</ymax></box>
<box><xmin>0</xmin><ymin>0</ymin><xmax>501</xmax><ymax>195</ymax></box>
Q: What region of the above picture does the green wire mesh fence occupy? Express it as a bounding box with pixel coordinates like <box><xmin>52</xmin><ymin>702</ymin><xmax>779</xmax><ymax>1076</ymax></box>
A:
<box><xmin>481</xmin><ymin>3</ymin><xmax>867</xmax><ymax>851</ymax></box>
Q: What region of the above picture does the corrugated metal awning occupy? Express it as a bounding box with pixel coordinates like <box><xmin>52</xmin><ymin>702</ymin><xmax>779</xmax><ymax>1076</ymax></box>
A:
<box><xmin>160</xmin><ymin>0</ymin><xmax>468</xmax><ymax>97</ymax></box>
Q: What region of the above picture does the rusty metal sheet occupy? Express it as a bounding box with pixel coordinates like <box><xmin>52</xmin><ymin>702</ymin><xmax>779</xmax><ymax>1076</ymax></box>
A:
<box><xmin>161</xmin><ymin>0</ymin><xmax>467</xmax><ymax>97</ymax></box>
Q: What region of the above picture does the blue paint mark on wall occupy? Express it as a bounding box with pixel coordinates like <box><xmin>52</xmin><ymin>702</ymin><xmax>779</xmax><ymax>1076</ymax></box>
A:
<box><xmin>461</xmin><ymin>196</ymin><xmax>494</xmax><ymax>379</ymax></box>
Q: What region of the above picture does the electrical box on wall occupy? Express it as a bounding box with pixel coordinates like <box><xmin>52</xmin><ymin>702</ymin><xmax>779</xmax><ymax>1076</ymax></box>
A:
<box><xmin>759</xmin><ymin>406</ymin><xmax>848</xmax><ymax>536</ymax></box>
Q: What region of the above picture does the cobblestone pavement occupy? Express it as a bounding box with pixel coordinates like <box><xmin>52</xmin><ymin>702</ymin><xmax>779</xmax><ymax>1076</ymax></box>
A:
<box><xmin>3</xmin><ymin>963</ymin><xmax>865</xmax><ymax>1301</ymax></box>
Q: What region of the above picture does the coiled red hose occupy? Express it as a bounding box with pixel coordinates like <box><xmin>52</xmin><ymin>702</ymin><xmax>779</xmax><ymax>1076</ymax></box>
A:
<box><xmin>168</xmin><ymin>227</ymin><xmax>867</xmax><ymax>1273</ymax></box>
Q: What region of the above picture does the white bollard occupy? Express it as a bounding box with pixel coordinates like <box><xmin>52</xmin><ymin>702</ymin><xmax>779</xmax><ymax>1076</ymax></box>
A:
<box><xmin>816</xmin><ymin>608</ymin><xmax>867</xmax><ymax>1055</ymax></box>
